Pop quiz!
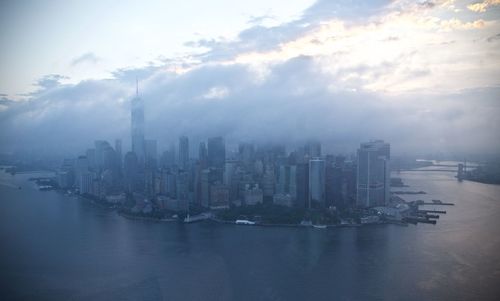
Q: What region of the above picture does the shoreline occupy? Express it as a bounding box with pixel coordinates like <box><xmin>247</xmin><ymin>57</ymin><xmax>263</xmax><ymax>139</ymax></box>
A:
<box><xmin>5</xmin><ymin>170</ymin><xmax>412</xmax><ymax>230</ymax></box>
<box><xmin>118</xmin><ymin>212</ymin><xmax>178</xmax><ymax>223</ymax></box>
<box><xmin>63</xmin><ymin>189</ymin><xmax>412</xmax><ymax>229</ymax></box>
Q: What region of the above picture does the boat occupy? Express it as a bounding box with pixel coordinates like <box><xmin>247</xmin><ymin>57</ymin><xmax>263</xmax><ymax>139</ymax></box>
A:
<box><xmin>313</xmin><ymin>225</ymin><xmax>327</xmax><ymax>229</ymax></box>
<box><xmin>235</xmin><ymin>219</ymin><xmax>255</xmax><ymax>225</ymax></box>
<box><xmin>38</xmin><ymin>185</ymin><xmax>53</xmax><ymax>191</ymax></box>
<box><xmin>300</xmin><ymin>220</ymin><xmax>312</xmax><ymax>226</ymax></box>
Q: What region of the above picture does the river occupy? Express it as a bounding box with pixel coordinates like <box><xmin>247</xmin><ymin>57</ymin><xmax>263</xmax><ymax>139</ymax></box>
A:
<box><xmin>1</xmin><ymin>168</ymin><xmax>499</xmax><ymax>300</ymax></box>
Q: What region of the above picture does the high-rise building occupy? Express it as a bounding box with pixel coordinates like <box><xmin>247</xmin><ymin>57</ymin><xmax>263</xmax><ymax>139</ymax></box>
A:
<box><xmin>210</xmin><ymin>183</ymin><xmax>230</xmax><ymax>209</ymax></box>
<box><xmin>79</xmin><ymin>172</ymin><xmax>94</xmax><ymax>195</ymax></box>
<box><xmin>207</xmin><ymin>136</ymin><xmax>225</xmax><ymax>170</ymax></box>
<box><xmin>200</xmin><ymin>169</ymin><xmax>213</xmax><ymax>208</ymax></box>
<box><xmin>207</xmin><ymin>137</ymin><xmax>225</xmax><ymax>185</ymax></box>
<box><xmin>75</xmin><ymin>155</ymin><xmax>88</xmax><ymax>190</ymax></box>
<box><xmin>123</xmin><ymin>151</ymin><xmax>140</xmax><ymax>193</ymax></box>
<box><xmin>86</xmin><ymin>149</ymin><xmax>96</xmax><ymax>171</ymax></box>
<box><xmin>161</xmin><ymin>143</ymin><xmax>176</xmax><ymax>168</ymax></box>
<box><xmin>309</xmin><ymin>159</ymin><xmax>325</xmax><ymax>208</ymax></box>
<box><xmin>198</xmin><ymin>142</ymin><xmax>208</xmax><ymax>168</ymax></box>
<box><xmin>325</xmin><ymin>159</ymin><xmax>344</xmax><ymax>208</ymax></box>
<box><xmin>144</xmin><ymin>167</ymin><xmax>155</xmax><ymax>197</ymax></box>
<box><xmin>238</xmin><ymin>142</ymin><xmax>255</xmax><ymax>173</ymax></box>
<box><xmin>223</xmin><ymin>160</ymin><xmax>238</xmax><ymax>187</ymax></box>
<box><xmin>276</xmin><ymin>165</ymin><xmax>287</xmax><ymax>195</ymax></box>
<box><xmin>342</xmin><ymin>160</ymin><xmax>357</xmax><ymax>207</ymax></box>
<box><xmin>94</xmin><ymin>140</ymin><xmax>110</xmax><ymax>170</ymax></box>
<box><xmin>276</xmin><ymin>164</ymin><xmax>297</xmax><ymax>201</ymax></box>
<box><xmin>289</xmin><ymin>165</ymin><xmax>297</xmax><ymax>200</ymax></box>
<box><xmin>296</xmin><ymin>162</ymin><xmax>309</xmax><ymax>208</ymax></box>
<box><xmin>305</xmin><ymin>141</ymin><xmax>322</xmax><ymax>158</ymax></box>
<box><xmin>261</xmin><ymin>165</ymin><xmax>275</xmax><ymax>202</ymax></box>
<box><xmin>131</xmin><ymin>80</ymin><xmax>145</xmax><ymax>164</ymax></box>
<box><xmin>145</xmin><ymin>139</ymin><xmax>157</xmax><ymax>168</ymax></box>
<box><xmin>176</xmin><ymin>171</ymin><xmax>189</xmax><ymax>201</ymax></box>
<box><xmin>165</xmin><ymin>171</ymin><xmax>177</xmax><ymax>198</ymax></box>
<box><xmin>356</xmin><ymin>140</ymin><xmax>390</xmax><ymax>208</ymax></box>
<box><xmin>178</xmin><ymin>136</ymin><xmax>189</xmax><ymax>170</ymax></box>
<box><xmin>243</xmin><ymin>184</ymin><xmax>263</xmax><ymax>206</ymax></box>
<box><xmin>115</xmin><ymin>139</ymin><xmax>122</xmax><ymax>168</ymax></box>
<box><xmin>102</xmin><ymin>145</ymin><xmax>118</xmax><ymax>172</ymax></box>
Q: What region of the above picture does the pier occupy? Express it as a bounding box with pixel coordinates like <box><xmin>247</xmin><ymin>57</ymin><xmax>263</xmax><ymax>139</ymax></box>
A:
<box><xmin>417</xmin><ymin>209</ymin><xmax>446</xmax><ymax>214</ymax></box>
<box><xmin>403</xmin><ymin>217</ymin><xmax>437</xmax><ymax>225</ymax></box>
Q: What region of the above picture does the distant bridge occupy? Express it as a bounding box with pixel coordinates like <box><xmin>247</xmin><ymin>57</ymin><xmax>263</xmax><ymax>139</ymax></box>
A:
<box><xmin>397</xmin><ymin>169</ymin><xmax>457</xmax><ymax>173</ymax></box>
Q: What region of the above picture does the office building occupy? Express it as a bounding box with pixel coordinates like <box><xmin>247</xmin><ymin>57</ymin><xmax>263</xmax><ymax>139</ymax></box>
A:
<box><xmin>356</xmin><ymin>140</ymin><xmax>390</xmax><ymax>207</ymax></box>
<box><xmin>145</xmin><ymin>139</ymin><xmax>157</xmax><ymax>168</ymax></box>
<box><xmin>178</xmin><ymin>136</ymin><xmax>189</xmax><ymax>170</ymax></box>
<box><xmin>309</xmin><ymin>158</ymin><xmax>325</xmax><ymax>208</ymax></box>
<box><xmin>207</xmin><ymin>136</ymin><xmax>225</xmax><ymax>170</ymax></box>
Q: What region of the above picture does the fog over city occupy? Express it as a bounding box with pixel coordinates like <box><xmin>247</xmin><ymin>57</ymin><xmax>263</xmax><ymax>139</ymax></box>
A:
<box><xmin>1</xmin><ymin>0</ymin><xmax>499</xmax><ymax>156</ymax></box>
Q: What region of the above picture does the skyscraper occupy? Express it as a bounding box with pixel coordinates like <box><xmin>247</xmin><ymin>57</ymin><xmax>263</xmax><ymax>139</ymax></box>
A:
<box><xmin>115</xmin><ymin>139</ymin><xmax>122</xmax><ymax>168</ymax></box>
<box><xmin>261</xmin><ymin>165</ymin><xmax>275</xmax><ymax>202</ymax></box>
<box><xmin>207</xmin><ymin>137</ymin><xmax>225</xmax><ymax>182</ymax></box>
<box><xmin>123</xmin><ymin>151</ymin><xmax>140</xmax><ymax>193</ymax></box>
<box><xmin>309</xmin><ymin>158</ymin><xmax>325</xmax><ymax>208</ymax></box>
<box><xmin>305</xmin><ymin>141</ymin><xmax>322</xmax><ymax>158</ymax></box>
<box><xmin>94</xmin><ymin>140</ymin><xmax>110</xmax><ymax>170</ymax></box>
<box><xmin>197</xmin><ymin>142</ymin><xmax>206</xmax><ymax>169</ymax></box>
<box><xmin>161</xmin><ymin>143</ymin><xmax>176</xmax><ymax>168</ymax></box>
<box><xmin>131</xmin><ymin>80</ymin><xmax>145</xmax><ymax>164</ymax></box>
<box><xmin>238</xmin><ymin>142</ymin><xmax>255</xmax><ymax>172</ymax></box>
<box><xmin>356</xmin><ymin>140</ymin><xmax>390</xmax><ymax>208</ymax></box>
<box><xmin>86</xmin><ymin>148</ymin><xmax>96</xmax><ymax>171</ymax></box>
<box><xmin>145</xmin><ymin>139</ymin><xmax>157</xmax><ymax>168</ymax></box>
<box><xmin>75</xmin><ymin>155</ymin><xmax>88</xmax><ymax>191</ymax></box>
<box><xmin>325</xmin><ymin>157</ymin><xmax>344</xmax><ymax>208</ymax></box>
<box><xmin>275</xmin><ymin>164</ymin><xmax>297</xmax><ymax>204</ymax></box>
<box><xmin>201</xmin><ymin>168</ymin><xmax>218</xmax><ymax>208</ymax></box>
<box><xmin>178</xmin><ymin>136</ymin><xmax>189</xmax><ymax>170</ymax></box>
<box><xmin>207</xmin><ymin>137</ymin><xmax>225</xmax><ymax>169</ymax></box>
<box><xmin>296</xmin><ymin>162</ymin><xmax>309</xmax><ymax>208</ymax></box>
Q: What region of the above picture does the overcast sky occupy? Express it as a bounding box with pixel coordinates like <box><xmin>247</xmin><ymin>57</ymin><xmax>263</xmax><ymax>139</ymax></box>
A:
<box><xmin>0</xmin><ymin>0</ymin><xmax>499</xmax><ymax>157</ymax></box>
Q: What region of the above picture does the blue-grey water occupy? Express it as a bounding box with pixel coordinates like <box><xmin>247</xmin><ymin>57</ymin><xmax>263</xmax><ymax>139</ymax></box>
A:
<box><xmin>1</xmin><ymin>168</ymin><xmax>500</xmax><ymax>301</ymax></box>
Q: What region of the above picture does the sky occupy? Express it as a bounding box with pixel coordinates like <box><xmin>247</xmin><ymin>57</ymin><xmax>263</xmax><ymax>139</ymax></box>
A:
<box><xmin>0</xmin><ymin>0</ymin><xmax>499</xmax><ymax>157</ymax></box>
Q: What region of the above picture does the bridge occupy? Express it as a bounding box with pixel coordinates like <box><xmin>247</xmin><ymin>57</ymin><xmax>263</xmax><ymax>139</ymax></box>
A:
<box><xmin>397</xmin><ymin>169</ymin><xmax>457</xmax><ymax>173</ymax></box>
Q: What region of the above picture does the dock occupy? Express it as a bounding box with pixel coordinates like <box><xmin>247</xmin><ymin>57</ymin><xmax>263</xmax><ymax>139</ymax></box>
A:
<box><xmin>417</xmin><ymin>209</ymin><xmax>446</xmax><ymax>214</ymax></box>
<box><xmin>403</xmin><ymin>217</ymin><xmax>437</xmax><ymax>225</ymax></box>
<box><xmin>412</xmin><ymin>199</ymin><xmax>454</xmax><ymax>206</ymax></box>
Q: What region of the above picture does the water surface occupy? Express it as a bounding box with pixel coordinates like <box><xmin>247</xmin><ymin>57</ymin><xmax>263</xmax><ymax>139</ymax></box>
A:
<box><xmin>1</xmin><ymin>169</ymin><xmax>499</xmax><ymax>300</ymax></box>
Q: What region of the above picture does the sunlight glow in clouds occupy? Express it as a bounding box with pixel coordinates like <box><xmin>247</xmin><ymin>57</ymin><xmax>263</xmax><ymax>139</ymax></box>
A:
<box><xmin>227</xmin><ymin>0</ymin><xmax>499</xmax><ymax>93</ymax></box>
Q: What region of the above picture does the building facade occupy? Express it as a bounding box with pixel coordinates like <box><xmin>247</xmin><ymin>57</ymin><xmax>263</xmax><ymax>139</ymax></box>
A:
<box><xmin>356</xmin><ymin>140</ymin><xmax>390</xmax><ymax>207</ymax></box>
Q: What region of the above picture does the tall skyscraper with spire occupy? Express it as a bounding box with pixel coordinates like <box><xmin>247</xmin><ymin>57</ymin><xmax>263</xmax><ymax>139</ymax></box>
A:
<box><xmin>131</xmin><ymin>79</ymin><xmax>145</xmax><ymax>164</ymax></box>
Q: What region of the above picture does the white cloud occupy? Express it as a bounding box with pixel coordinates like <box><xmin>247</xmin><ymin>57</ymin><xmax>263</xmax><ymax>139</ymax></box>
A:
<box><xmin>467</xmin><ymin>0</ymin><xmax>500</xmax><ymax>13</ymax></box>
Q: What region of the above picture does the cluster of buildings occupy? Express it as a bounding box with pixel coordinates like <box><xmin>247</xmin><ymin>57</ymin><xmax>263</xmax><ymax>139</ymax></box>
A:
<box><xmin>56</xmin><ymin>84</ymin><xmax>391</xmax><ymax>213</ymax></box>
